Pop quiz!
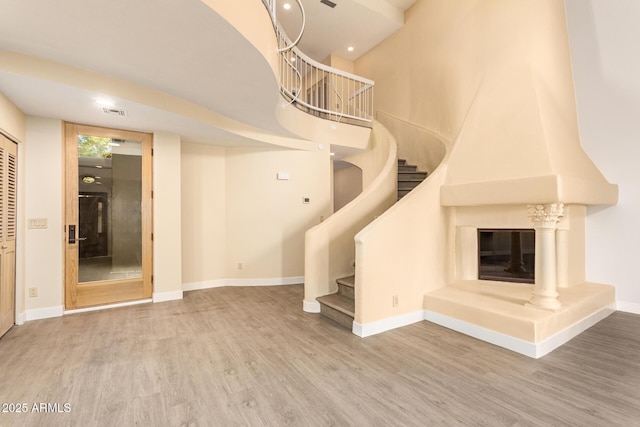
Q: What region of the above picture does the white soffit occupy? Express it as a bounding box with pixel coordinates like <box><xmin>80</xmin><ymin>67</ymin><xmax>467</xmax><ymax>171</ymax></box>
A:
<box><xmin>0</xmin><ymin>0</ymin><xmax>286</xmax><ymax>136</ymax></box>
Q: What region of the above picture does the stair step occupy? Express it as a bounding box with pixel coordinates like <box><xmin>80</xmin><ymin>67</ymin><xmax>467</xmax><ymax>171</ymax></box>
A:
<box><xmin>317</xmin><ymin>293</ymin><xmax>355</xmax><ymax>329</ymax></box>
<box><xmin>397</xmin><ymin>189</ymin><xmax>412</xmax><ymax>199</ymax></box>
<box><xmin>336</xmin><ymin>275</ymin><xmax>355</xmax><ymax>299</ymax></box>
<box><xmin>398</xmin><ymin>164</ymin><xmax>418</xmax><ymax>172</ymax></box>
<box><xmin>398</xmin><ymin>180</ymin><xmax>423</xmax><ymax>190</ymax></box>
<box><xmin>397</xmin><ymin>158</ymin><xmax>407</xmax><ymax>166</ymax></box>
<box><xmin>336</xmin><ymin>275</ymin><xmax>355</xmax><ymax>287</ymax></box>
<box><xmin>398</xmin><ymin>171</ymin><xmax>428</xmax><ymax>180</ymax></box>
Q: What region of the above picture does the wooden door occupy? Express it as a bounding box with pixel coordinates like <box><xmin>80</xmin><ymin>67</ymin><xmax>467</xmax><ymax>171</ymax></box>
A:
<box><xmin>0</xmin><ymin>134</ymin><xmax>17</xmax><ymax>337</ymax></box>
<box><xmin>65</xmin><ymin>123</ymin><xmax>152</xmax><ymax>309</ymax></box>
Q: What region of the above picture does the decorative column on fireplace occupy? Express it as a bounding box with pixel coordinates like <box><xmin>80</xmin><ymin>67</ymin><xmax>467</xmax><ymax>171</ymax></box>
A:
<box><xmin>526</xmin><ymin>203</ymin><xmax>564</xmax><ymax>311</ymax></box>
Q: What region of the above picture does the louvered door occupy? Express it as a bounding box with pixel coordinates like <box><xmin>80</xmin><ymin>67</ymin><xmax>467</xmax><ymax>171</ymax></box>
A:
<box><xmin>0</xmin><ymin>134</ymin><xmax>17</xmax><ymax>337</ymax></box>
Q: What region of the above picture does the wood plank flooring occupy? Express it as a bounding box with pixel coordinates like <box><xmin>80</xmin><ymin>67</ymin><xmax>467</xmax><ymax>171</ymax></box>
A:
<box><xmin>0</xmin><ymin>284</ymin><xmax>639</xmax><ymax>426</ymax></box>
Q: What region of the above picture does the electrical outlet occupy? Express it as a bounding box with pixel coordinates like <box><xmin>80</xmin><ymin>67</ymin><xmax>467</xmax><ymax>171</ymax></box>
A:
<box><xmin>392</xmin><ymin>295</ymin><xmax>398</xmax><ymax>308</ymax></box>
<box><xmin>29</xmin><ymin>287</ymin><xmax>38</xmax><ymax>298</ymax></box>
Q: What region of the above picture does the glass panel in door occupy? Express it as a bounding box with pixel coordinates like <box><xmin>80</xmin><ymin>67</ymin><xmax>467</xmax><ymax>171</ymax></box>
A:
<box><xmin>77</xmin><ymin>135</ymin><xmax>143</xmax><ymax>283</ymax></box>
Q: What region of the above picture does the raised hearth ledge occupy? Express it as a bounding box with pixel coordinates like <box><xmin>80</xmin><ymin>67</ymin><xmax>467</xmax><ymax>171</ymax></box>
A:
<box><xmin>423</xmin><ymin>280</ymin><xmax>616</xmax><ymax>343</ymax></box>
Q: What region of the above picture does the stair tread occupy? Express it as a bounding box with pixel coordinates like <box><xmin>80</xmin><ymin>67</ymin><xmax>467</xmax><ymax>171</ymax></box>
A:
<box><xmin>398</xmin><ymin>176</ymin><xmax>427</xmax><ymax>182</ymax></box>
<box><xmin>317</xmin><ymin>293</ymin><xmax>355</xmax><ymax>317</ymax></box>
<box><xmin>336</xmin><ymin>275</ymin><xmax>355</xmax><ymax>287</ymax></box>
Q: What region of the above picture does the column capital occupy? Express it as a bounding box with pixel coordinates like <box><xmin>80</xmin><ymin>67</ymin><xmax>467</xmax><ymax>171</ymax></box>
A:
<box><xmin>527</xmin><ymin>203</ymin><xmax>564</xmax><ymax>228</ymax></box>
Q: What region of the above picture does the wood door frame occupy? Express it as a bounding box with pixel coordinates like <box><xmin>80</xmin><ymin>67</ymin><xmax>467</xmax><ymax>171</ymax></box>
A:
<box><xmin>64</xmin><ymin>123</ymin><xmax>153</xmax><ymax>309</ymax></box>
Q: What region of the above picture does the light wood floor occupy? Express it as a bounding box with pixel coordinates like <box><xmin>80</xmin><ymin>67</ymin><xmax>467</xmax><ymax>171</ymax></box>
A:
<box><xmin>1</xmin><ymin>285</ymin><xmax>639</xmax><ymax>426</ymax></box>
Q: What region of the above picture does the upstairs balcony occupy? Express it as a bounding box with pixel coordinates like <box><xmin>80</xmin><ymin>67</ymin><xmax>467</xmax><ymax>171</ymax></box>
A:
<box><xmin>262</xmin><ymin>0</ymin><xmax>374</xmax><ymax>128</ymax></box>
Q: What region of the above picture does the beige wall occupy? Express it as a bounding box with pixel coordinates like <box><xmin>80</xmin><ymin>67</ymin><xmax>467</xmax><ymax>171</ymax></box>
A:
<box><xmin>181</xmin><ymin>143</ymin><xmax>332</xmax><ymax>286</ymax></box>
<box><xmin>153</xmin><ymin>132</ymin><xmax>182</xmax><ymax>300</ymax></box>
<box><xmin>333</xmin><ymin>161</ymin><xmax>362</xmax><ymax>212</ymax></box>
<box><xmin>181</xmin><ymin>142</ymin><xmax>226</xmax><ymax>285</ymax></box>
<box><xmin>225</xmin><ymin>147</ymin><xmax>331</xmax><ymax>279</ymax></box>
<box><xmin>24</xmin><ymin>117</ymin><xmax>64</xmax><ymax>315</ymax></box>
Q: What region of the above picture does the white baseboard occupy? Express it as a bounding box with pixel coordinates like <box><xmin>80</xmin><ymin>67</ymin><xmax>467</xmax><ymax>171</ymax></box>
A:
<box><xmin>183</xmin><ymin>276</ymin><xmax>304</xmax><ymax>292</ymax></box>
<box><xmin>424</xmin><ymin>305</ymin><xmax>616</xmax><ymax>359</ymax></box>
<box><xmin>15</xmin><ymin>312</ymin><xmax>26</xmax><ymax>325</ymax></box>
<box><xmin>303</xmin><ymin>299</ymin><xmax>321</xmax><ymax>313</ymax></box>
<box><xmin>64</xmin><ymin>299</ymin><xmax>152</xmax><ymax>315</ymax></box>
<box><xmin>352</xmin><ymin>310</ymin><xmax>425</xmax><ymax>338</ymax></box>
<box><xmin>534</xmin><ymin>305</ymin><xmax>616</xmax><ymax>358</ymax></box>
<box><xmin>25</xmin><ymin>305</ymin><xmax>64</xmax><ymax>321</ymax></box>
<box><xmin>617</xmin><ymin>300</ymin><xmax>640</xmax><ymax>315</ymax></box>
<box><xmin>153</xmin><ymin>290</ymin><xmax>183</xmax><ymax>303</ymax></box>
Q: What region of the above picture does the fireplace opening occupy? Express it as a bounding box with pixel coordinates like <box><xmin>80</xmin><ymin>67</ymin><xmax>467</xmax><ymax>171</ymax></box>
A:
<box><xmin>478</xmin><ymin>229</ymin><xmax>535</xmax><ymax>284</ymax></box>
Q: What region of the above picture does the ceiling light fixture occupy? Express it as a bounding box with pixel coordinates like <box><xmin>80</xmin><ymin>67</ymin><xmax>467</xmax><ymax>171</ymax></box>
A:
<box><xmin>95</xmin><ymin>98</ymin><xmax>115</xmax><ymax>108</ymax></box>
<box><xmin>347</xmin><ymin>46</ymin><xmax>354</xmax><ymax>52</ymax></box>
<box><xmin>283</xmin><ymin>3</ymin><xmax>291</xmax><ymax>10</ymax></box>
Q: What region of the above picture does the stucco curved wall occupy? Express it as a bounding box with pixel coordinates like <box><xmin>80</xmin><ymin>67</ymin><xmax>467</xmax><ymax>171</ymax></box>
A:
<box><xmin>304</xmin><ymin>121</ymin><xmax>397</xmax><ymax>311</ymax></box>
<box><xmin>354</xmin><ymin>120</ymin><xmax>450</xmax><ymax>326</ymax></box>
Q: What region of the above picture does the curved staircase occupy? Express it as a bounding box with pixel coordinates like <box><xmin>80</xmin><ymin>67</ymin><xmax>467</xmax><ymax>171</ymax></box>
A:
<box><xmin>317</xmin><ymin>158</ymin><xmax>428</xmax><ymax>328</ymax></box>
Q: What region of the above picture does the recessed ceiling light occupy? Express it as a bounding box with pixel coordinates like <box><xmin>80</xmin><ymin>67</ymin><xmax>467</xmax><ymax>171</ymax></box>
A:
<box><xmin>283</xmin><ymin>3</ymin><xmax>291</xmax><ymax>10</ymax></box>
<box><xmin>95</xmin><ymin>98</ymin><xmax>115</xmax><ymax>107</ymax></box>
<box><xmin>347</xmin><ymin>46</ymin><xmax>354</xmax><ymax>52</ymax></box>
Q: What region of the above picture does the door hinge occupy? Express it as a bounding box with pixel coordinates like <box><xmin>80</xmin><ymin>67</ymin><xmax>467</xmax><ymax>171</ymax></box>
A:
<box><xmin>151</xmin><ymin>233</ymin><xmax>154</xmax><ymax>241</ymax></box>
<box><xmin>151</xmin><ymin>275</ymin><xmax>154</xmax><ymax>284</ymax></box>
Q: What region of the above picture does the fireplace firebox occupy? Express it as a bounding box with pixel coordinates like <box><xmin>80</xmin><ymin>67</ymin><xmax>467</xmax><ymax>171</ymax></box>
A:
<box><xmin>478</xmin><ymin>229</ymin><xmax>535</xmax><ymax>284</ymax></box>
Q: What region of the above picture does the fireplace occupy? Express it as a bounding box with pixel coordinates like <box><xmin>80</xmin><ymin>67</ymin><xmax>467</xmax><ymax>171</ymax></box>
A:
<box><xmin>478</xmin><ymin>229</ymin><xmax>535</xmax><ymax>284</ymax></box>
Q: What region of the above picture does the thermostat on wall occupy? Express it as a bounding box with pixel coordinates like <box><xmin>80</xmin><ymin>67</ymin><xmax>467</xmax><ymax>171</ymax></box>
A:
<box><xmin>303</xmin><ymin>197</ymin><xmax>310</xmax><ymax>204</ymax></box>
<box><xmin>277</xmin><ymin>172</ymin><xmax>290</xmax><ymax>180</ymax></box>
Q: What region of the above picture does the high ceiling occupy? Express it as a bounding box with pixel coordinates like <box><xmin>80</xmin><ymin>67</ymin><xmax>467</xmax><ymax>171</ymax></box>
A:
<box><xmin>278</xmin><ymin>0</ymin><xmax>415</xmax><ymax>62</ymax></box>
<box><xmin>0</xmin><ymin>0</ymin><xmax>414</xmax><ymax>145</ymax></box>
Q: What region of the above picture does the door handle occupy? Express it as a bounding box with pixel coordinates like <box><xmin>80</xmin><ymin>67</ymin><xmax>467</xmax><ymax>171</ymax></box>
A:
<box><xmin>77</xmin><ymin>237</ymin><xmax>87</xmax><ymax>241</ymax></box>
<box><xmin>68</xmin><ymin>225</ymin><xmax>76</xmax><ymax>244</ymax></box>
<box><xmin>1</xmin><ymin>245</ymin><xmax>7</xmax><ymax>250</ymax></box>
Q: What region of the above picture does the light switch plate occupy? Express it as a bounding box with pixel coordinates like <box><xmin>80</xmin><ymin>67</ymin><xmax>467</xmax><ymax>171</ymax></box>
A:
<box><xmin>28</xmin><ymin>218</ymin><xmax>48</xmax><ymax>229</ymax></box>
